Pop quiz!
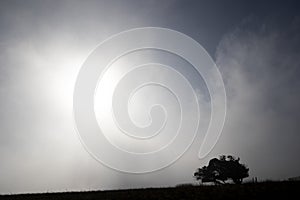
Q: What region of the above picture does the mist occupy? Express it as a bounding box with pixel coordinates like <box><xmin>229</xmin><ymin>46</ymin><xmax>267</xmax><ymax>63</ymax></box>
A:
<box><xmin>0</xmin><ymin>0</ymin><xmax>300</xmax><ymax>194</ymax></box>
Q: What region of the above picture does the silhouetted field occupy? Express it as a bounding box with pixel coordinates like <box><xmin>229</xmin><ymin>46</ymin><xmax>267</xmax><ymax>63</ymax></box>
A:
<box><xmin>0</xmin><ymin>181</ymin><xmax>299</xmax><ymax>200</ymax></box>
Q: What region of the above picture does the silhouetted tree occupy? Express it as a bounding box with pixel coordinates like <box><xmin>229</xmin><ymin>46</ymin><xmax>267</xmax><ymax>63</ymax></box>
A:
<box><xmin>194</xmin><ymin>155</ymin><xmax>249</xmax><ymax>184</ymax></box>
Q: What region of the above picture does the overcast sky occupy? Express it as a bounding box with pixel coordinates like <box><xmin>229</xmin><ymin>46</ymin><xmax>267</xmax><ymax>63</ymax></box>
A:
<box><xmin>0</xmin><ymin>0</ymin><xmax>300</xmax><ymax>194</ymax></box>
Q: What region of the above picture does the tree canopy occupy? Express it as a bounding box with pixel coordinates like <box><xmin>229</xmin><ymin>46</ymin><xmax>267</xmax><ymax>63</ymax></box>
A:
<box><xmin>194</xmin><ymin>155</ymin><xmax>249</xmax><ymax>184</ymax></box>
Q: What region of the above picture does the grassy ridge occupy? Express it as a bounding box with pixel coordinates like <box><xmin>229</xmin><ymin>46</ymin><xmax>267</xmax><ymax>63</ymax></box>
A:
<box><xmin>0</xmin><ymin>181</ymin><xmax>299</xmax><ymax>200</ymax></box>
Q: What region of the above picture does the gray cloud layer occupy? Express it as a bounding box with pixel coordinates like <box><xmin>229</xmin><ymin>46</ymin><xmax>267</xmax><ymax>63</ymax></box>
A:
<box><xmin>214</xmin><ymin>16</ymin><xmax>300</xmax><ymax>180</ymax></box>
